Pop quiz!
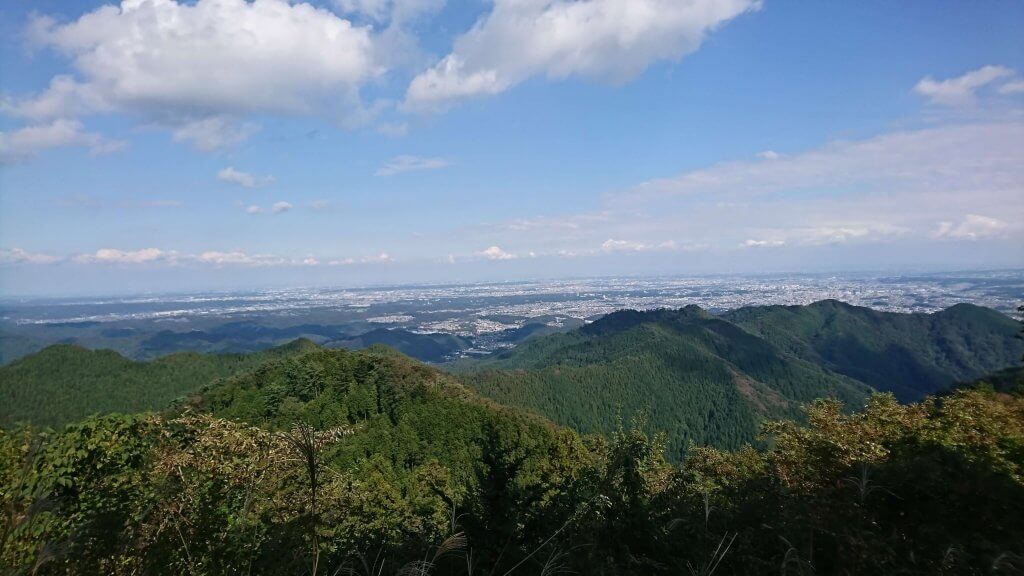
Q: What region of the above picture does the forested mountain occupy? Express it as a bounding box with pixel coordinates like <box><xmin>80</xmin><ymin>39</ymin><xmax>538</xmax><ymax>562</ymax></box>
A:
<box><xmin>3</xmin><ymin>343</ymin><xmax>1023</xmax><ymax>575</ymax></box>
<box><xmin>326</xmin><ymin>328</ymin><xmax>471</xmax><ymax>363</ymax></box>
<box><xmin>459</xmin><ymin>302</ymin><xmax>1023</xmax><ymax>458</ymax></box>
<box><xmin>958</xmin><ymin>365</ymin><xmax>1024</xmax><ymax>396</ymax></box>
<box><xmin>0</xmin><ymin>339</ymin><xmax>319</xmax><ymax>428</ymax></box>
<box><xmin>723</xmin><ymin>300</ymin><xmax>1024</xmax><ymax>401</ymax></box>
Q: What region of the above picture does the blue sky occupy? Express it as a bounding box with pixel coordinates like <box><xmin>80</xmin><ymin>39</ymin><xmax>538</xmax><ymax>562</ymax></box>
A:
<box><xmin>1</xmin><ymin>0</ymin><xmax>1022</xmax><ymax>296</ymax></box>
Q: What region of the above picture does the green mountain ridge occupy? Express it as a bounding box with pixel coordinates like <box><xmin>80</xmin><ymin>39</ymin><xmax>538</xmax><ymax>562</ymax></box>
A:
<box><xmin>3</xmin><ymin>300</ymin><xmax>1021</xmax><ymax>449</ymax></box>
<box><xmin>459</xmin><ymin>301</ymin><xmax>1023</xmax><ymax>458</ymax></box>
<box><xmin>4</xmin><ymin>330</ymin><xmax>1023</xmax><ymax>575</ymax></box>
<box><xmin>326</xmin><ymin>328</ymin><xmax>472</xmax><ymax>363</ymax></box>
<box><xmin>0</xmin><ymin>338</ymin><xmax>320</xmax><ymax>428</ymax></box>
<box><xmin>723</xmin><ymin>300</ymin><xmax>1023</xmax><ymax>401</ymax></box>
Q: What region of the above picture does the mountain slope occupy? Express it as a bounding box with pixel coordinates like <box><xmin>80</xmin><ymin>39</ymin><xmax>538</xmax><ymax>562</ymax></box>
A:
<box><xmin>1</xmin><ymin>344</ymin><xmax>596</xmax><ymax>575</ymax></box>
<box><xmin>0</xmin><ymin>338</ymin><xmax>320</xmax><ymax>428</ymax></box>
<box><xmin>458</xmin><ymin>302</ymin><xmax>1022</xmax><ymax>458</ymax></box>
<box><xmin>458</xmin><ymin>306</ymin><xmax>872</xmax><ymax>458</ymax></box>
<box><xmin>327</xmin><ymin>328</ymin><xmax>471</xmax><ymax>362</ymax></box>
<box><xmin>723</xmin><ymin>300</ymin><xmax>1024</xmax><ymax>401</ymax></box>
<box><xmin>954</xmin><ymin>365</ymin><xmax>1024</xmax><ymax>396</ymax></box>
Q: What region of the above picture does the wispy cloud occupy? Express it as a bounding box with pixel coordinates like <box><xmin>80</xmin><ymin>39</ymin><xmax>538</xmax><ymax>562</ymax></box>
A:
<box><xmin>914</xmin><ymin>65</ymin><xmax>1015</xmax><ymax>106</ymax></box>
<box><xmin>0</xmin><ymin>248</ymin><xmax>61</xmax><ymax>264</ymax></box>
<box><xmin>196</xmin><ymin>251</ymin><xmax>287</xmax><ymax>267</ymax></box>
<box><xmin>328</xmin><ymin>252</ymin><xmax>394</xmax><ymax>265</ymax></box>
<box><xmin>74</xmin><ymin>248</ymin><xmax>175</xmax><ymax>264</ymax></box>
<box><xmin>174</xmin><ymin>118</ymin><xmax>259</xmax><ymax>152</ymax></box>
<box><xmin>57</xmin><ymin>248</ymin><xmax>377</xmax><ymax>268</ymax></box>
<box><xmin>218</xmin><ymin>166</ymin><xmax>274</xmax><ymax>188</ymax></box>
<box><xmin>376</xmin><ymin>155</ymin><xmax>451</xmax><ymax>176</ymax></box>
<box><xmin>999</xmin><ymin>80</ymin><xmax>1024</xmax><ymax>95</ymax></box>
<box><xmin>244</xmin><ymin>202</ymin><xmax>293</xmax><ymax>215</ymax></box>
<box><xmin>932</xmin><ymin>214</ymin><xmax>1009</xmax><ymax>240</ymax></box>
<box><xmin>741</xmin><ymin>239</ymin><xmax>785</xmax><ymax>248</ymax></box>
<box><xmin>464</xmin><ymin>112</ymin><xmax>1023</xmax><ymax>258</ymax></box>
<box><xmin>0</xmin><ymin>119</ymin><xmax>125</xmax><ymax>164</ymax></box>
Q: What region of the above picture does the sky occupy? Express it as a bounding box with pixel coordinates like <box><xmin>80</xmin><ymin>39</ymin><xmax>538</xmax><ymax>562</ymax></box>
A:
<box><xmin>0</xmin><ymin>0</ymin><xmax>1022</xmax><ymax>296</ymax></box>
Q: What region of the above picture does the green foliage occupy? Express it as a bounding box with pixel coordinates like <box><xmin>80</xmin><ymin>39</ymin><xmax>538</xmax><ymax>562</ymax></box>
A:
<box><xmin>0</xmin><ymin>346</ymin><xmax>595</xmax><ymax>574</ymax></box>
<box><xmin>649</xmin><ymin>390</ymin><xmax>1024</xmax><ymax>574</ymax></box>
<box><xmin>0</xmin><ymin>339</ymin><xmax>320</xmax><ymax>428</ymax></box>
<box><xmin>724</xmin><ymin>300</ymin><xmax>1024</xmax><ymax>401</ymax></box>
<box><xmin>960</xmin><ymin>365</ymin><xmax>1024</xmax><ymax>396</ymax></box>
<box><xmin>2</xmin><ymin>302</ymin><xmax>1023</xmax><ymax>575</ymax></box>
<box><xmin>459</xmin><ymin>303</ymin><xmax>1023</xmax><ymax>459</ymax></box>
<box><xmin>332</xmin><ymin>328</ymin><xmax>472</xmax><ymax>363</ymax></box>
<box><xmin>459</xmin><ymin>307</ymin><xmax>872</xmax><ymax>459</ymax></box>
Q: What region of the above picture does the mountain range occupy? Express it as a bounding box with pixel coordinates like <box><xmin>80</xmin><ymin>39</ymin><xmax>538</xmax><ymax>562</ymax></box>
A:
<box><xmin>458</xmin><ymin>300</ymin><xmax>1023</xmax><ymax>457</ymax></box>
<box><xmin>2</xmin><ymin>300</ymin><xmax>1021</xmax><ymax>458</ymax></box>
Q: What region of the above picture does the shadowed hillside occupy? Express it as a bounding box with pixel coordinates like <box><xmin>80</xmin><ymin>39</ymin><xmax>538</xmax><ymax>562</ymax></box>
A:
<box><xmin>724</xmin><ymin>300</ymin><xmax>1024</xmax><ymax>401</ymax></box>
<box><xmin>459</xmin><ymin>302</ymin><xmax>1023</xmax><ymax>458</ymax></box>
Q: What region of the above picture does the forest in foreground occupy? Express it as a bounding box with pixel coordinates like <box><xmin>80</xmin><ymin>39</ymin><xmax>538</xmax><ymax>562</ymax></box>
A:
<box><xmin>2</xmin><ymin>340</ymin><xmax>1023</xmax><ymax>575</ymax></box>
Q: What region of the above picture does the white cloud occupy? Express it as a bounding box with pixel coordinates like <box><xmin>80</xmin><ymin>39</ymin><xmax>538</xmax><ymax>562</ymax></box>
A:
<box><xmin>1</xmin><ymin>76</ymin><xmax>109</xmax><ymax>121</ymax></box>
<box><xmin>363</xmin><ymin>252</ymin><xmax>393</xmax><ymax>263</ymax></box>
<box><xmin>335</xmin><ymin>0</ymin><xmax>444</xmax><ymax>24</ymax></box>
<box><xmin>601</xmin><ymin>239</ymin><xmax>647</xmax><ymax>252</ymax></box>
<box><xmin>244</xmin><ymin>202</ymin><xmax>292</xmax><ymax>214</ymax></box>
<box><xmin>197</xmin><ymin>251</ymin><xmax>287</xmax><ymax>266</ymax></box>
<box><xmin>20</xmin><ymin>247</ymin><xmax>399</xmax><ymax>268</ymax></box>
<box><xmin>75</xmin><ymin>248</ymin><xmax>174</xmax><ymax>264</ymax></box>
<box><xmin>741</xmin><ymin>239</ymin><xmax>785</xmax><ymax>248</ymax></box>
<box><xmin>633</xmin><ymin>122</ymin><xmax>1023</xmax><ymax>202</ymax></box>
<box><xmin>756</xmin><ymin>150</ymin><xmax>780</xmax><ymax>160</ymax></box>
<box><xmin>595</xmin><ymin>239</ymin><xmax>692</xmax><ymax>254</ymax></box>
<box><xmin>171</xmin><ymin>117</ymin><xmax>260</xmax><ymax>152</ymax></box>
<box><xmin>476</xmin><ymin>119</ymin><xmax>1023</xmax><ymax>257</ymax></box>
<box><xmin>479</xmin><ymin>246</ymin><xmax>516</xmax><ymax>260</ymax></box>
<box><xmin>0</xmin><ymin>119</ymin><xmax>125</xmax><ymax>164</ymax></box>
<box><xmin>0</xmin><ymin>248</ymin><xmax>61</xmax><ymax>264</ymax></box>
<box><xmin>218</xmin><ymin>166</ymin><xmax>273</xmax><ymax>188</ymax></box>
<box><xmin>15</xmin><ymin>0</ymin><xmax>379</xmax><ymax>149</ymax></box>
<box><xmin>932</xmin><ymin>214</ymin><xmax>1009</xmax><ymax>240</ymax></box>
<box><xmin>327</xmin><ymin>252</ymin><xmax>394</xmax><ymax>265</ymax></box>
<box><xmin>914</xmin><ymin>65</ymin><xmax>1014</xmax><ymax>106</ymax></box>
<box><xmin>376</xmin><ymin>155</ymin><xmax>451</xmax><ymax>176</ymax></box>
<box><xmin>405</xmin><ymin>0</ymin><xmax>758</xmax><ymax>108</ymax></box>
<box><xmin>999</xmin><ymin>80</ymin><xmax>1024</xmax><ymax>95</ymax></box>
<box><xmin>309</xmin><ymin>200</ymin><xmax>332</xmax><ymax>211</ymax></box>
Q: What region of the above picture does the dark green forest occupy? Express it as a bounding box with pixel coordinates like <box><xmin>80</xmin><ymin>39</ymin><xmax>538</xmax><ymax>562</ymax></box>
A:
<box><xmin>2</xmin><ymin>344</ymin><xmax>1023</xmax><ymax>575</ymax></box>
<box><xmin>2</xmin><ymin>301</ymin><xmax>1023</xmax><ymax>575</ymax></box>
<box><xmin>4</xmin><ymin>301</ymin><xmax>1022</xmax><ymax>455</ymax></box>
<box><xmin>0</xmin><ymin>339</ymin><xmax>319</xmax><ymax>428</ymax></box>
<box><xmin>723</xmin><ymin>300</ymin><xmax>1024</xmax><ymax>401</ymax></box>
<box><xmin>458</xmin><ymin>302</ymin><xmax>1023</xmax><ymax>459</ymax></box>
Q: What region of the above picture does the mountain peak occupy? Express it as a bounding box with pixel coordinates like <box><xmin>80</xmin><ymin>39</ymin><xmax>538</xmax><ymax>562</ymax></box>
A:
<box><xmin>581</xmin><ymin>306</ymin><xmax>711</xmax><ymax>336</ymax></box>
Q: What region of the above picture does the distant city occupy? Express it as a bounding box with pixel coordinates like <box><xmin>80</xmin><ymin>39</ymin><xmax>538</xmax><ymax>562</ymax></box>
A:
<box><xmin>1</xmin><ymin>270</ymin><xmax>1022</xmax><ymax>363</ymax></box>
